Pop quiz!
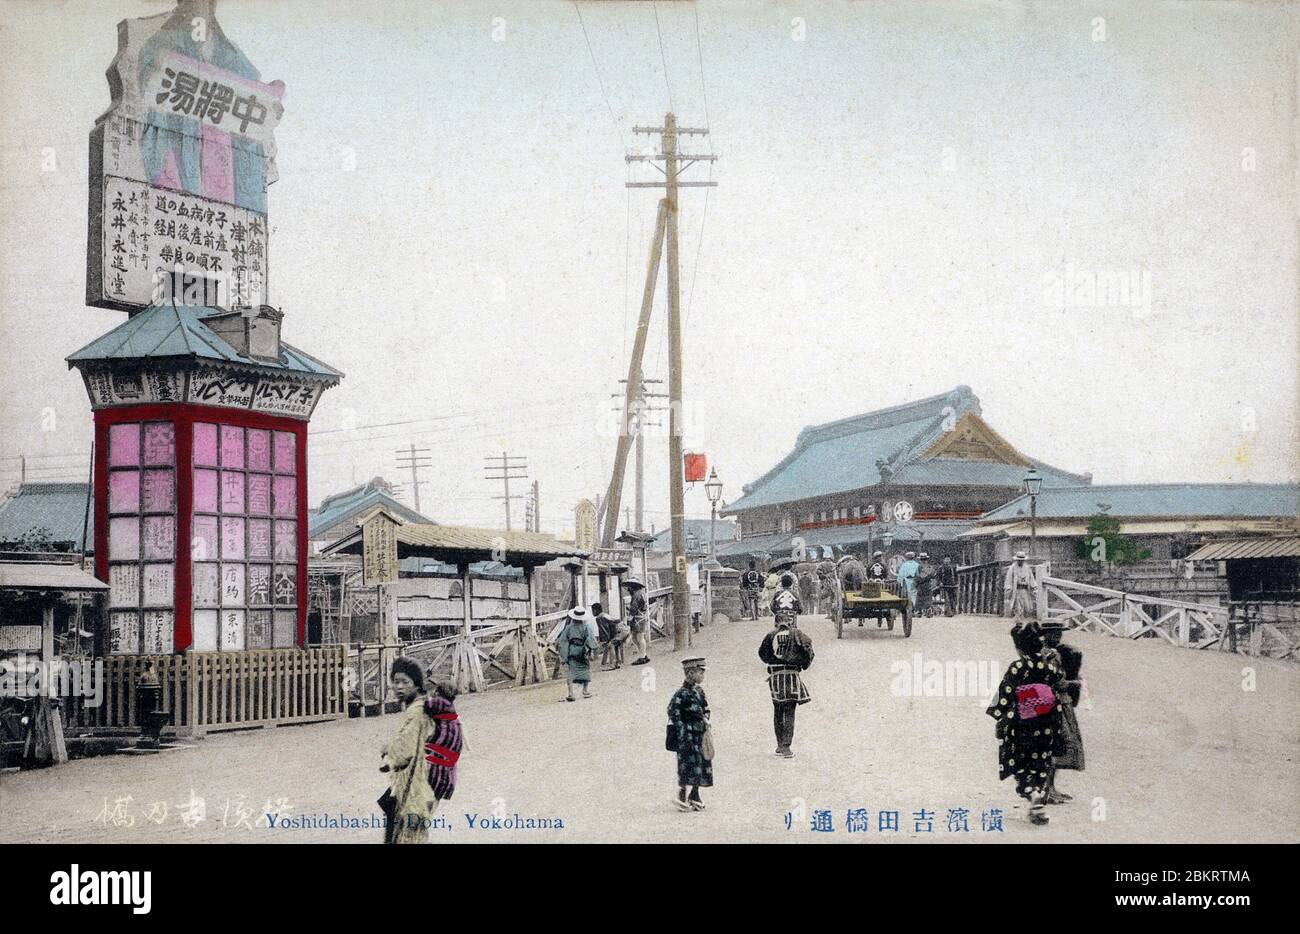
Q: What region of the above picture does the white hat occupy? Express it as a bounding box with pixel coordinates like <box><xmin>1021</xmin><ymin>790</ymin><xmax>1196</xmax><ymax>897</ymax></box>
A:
<box><xmin>568</xmin><ymin>607</ymin><xmax>590</xmax><ymax>620</ymax></box>
<box><xmin>622</xmin><ymin>577</ymin><xmax>645</xmax><ymax>589</ymax></box>
<box><xmin>1014</xmin><ymin>551</ymin><xmax>1027</xmax><ymax>560</ymax></box>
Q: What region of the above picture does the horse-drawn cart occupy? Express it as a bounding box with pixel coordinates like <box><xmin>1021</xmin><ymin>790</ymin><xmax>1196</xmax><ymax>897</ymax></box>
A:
<box><xmin>832</xmin><ymin>581</ymin><xmax>912</xmax><ymax>638</ymax></box>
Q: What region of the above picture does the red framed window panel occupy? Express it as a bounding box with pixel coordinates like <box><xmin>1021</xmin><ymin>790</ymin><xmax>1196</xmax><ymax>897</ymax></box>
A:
<box><xmin>94</xmin><ymin>403</ymin><xmax>309</xmax><ymax>653</ymax></box>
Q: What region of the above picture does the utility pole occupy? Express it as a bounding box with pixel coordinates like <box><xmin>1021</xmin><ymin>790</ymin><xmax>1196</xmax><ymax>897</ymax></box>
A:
<box><xmin>627</xmin><ymin>112</ymin><xmax>716</xmax><ymax>650</ymax></box>
<box><xmin>394</xmin><ymin>444</ymin><xmax>431</xmax><ymax>514</ymax></box>
<box><xmin>531</xmin><ymin>480</ymin><xmax>540</xmax><ymax>532</ymax></box>
<box><xmin>484</xmin><ymin>452</ymin><xmax>528</xmax><ymax>531</ymax></box>
<box><xmin>611</xmin><ymin>377</ymin><xmax>666</xmax><ymax>534</ymax></box>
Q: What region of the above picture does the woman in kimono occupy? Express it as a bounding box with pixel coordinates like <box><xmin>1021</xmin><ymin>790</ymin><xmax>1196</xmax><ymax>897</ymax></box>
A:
<box><xmin>1040</xmin><ymin>622</ymin><xmax>1085</xmax><ymax>803</ymax></box>
<box><xmin>558</xmin><ymin>607</ymin><xmax>598</xmax><ymax>701</ymax></box>
<box><xmin>380</xmin><ymin>657</ymin><xmax>437</xmax><ymax>844</ymax></box>
<box><xmin>986</xmin><ymin>622</ymin><xmax>1064</xmax><ymax>826</ymax></box>
<box><xmin>667</xmin><ymin>657</ymin><xmax>712</xmax><ymax>811</ymax></box>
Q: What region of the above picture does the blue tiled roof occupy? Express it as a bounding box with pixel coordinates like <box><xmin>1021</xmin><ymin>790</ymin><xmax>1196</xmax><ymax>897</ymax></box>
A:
<box><xmin>723</xmin><ymin>386</ymin><xmax>1086</xmax><ymax>513</ymax></box>
<box><xmin>647</xmin><ymin>518</ymin><xmax>737</xmax><ymax>553</ymax></box>
<box><xmin>309</xmin><ymin>483</ymin><xmax>434</xmax><ymax>540</ymax></box>
<box><xmin>978</xmin><ymin>484</ymin><xmax>1300</xmax><ymax>522</ymax></box>
<box><xmin>0</xmin><ymin>483</ymin><xmax>94</xmax><ymax>551</ymax></box>
<box><xmin>67</xmin><ymin>303</ymin><xmax>341</xmax><ymax>380</ymax></box>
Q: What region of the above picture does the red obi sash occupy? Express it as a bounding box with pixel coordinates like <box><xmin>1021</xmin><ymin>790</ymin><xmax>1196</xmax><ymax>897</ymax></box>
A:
<box><xmin>1015</xmin><ymin>683</ymin><xmax>1056</xmax><ymax>720</ymax></box>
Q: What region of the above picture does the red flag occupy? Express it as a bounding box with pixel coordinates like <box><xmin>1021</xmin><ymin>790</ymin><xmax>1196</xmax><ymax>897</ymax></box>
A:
<box><xmin>684</xmin><ymin>452</ymin><xmax>707</xmax><ymax>483</ymax></box>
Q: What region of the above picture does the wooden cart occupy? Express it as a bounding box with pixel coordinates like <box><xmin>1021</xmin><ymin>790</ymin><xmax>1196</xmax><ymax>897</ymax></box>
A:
<box><xmin>833</xmin><ymin>582</ymin><xmax>913</xmax><ymax>639</ymax></box>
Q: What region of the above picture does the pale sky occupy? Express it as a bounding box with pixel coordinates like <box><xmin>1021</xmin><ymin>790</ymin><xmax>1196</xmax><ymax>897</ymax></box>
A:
<box><xmin>1</xmin><ymin>0</ymin><xmax>1296</xmax><ymax>536</ymax></box>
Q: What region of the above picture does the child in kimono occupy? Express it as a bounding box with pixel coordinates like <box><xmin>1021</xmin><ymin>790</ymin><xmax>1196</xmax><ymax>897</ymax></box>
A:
<box><xmin>558</xmin><ymin>607</ymin><xmax>597</xmax><ymax>701</ymax></box>
<box><xmin>1040</xmin><ymin>621</ymin><xmax>1085</xmax><ymax>803</ymax></box>
<box><xmin>667</xmin><ymin>657</ymin><xmax>712</xmax><ymax>811</ymax></box>
<box><xmin>986</xmin><ymin>622</ymin><xmax>1064</xmax><ymax>826</ymax></box>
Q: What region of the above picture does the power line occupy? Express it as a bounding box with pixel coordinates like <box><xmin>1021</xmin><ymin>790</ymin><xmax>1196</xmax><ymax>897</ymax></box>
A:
<box><xmin>651</xmin><ymin>1</ymin><xmax>675</xmax><ymax>111</ymax></box>
<box><xmin>572</xmin><ymin>0</ymin><xmax>628</xmax><ymax>151</ymax></box>
<box><xmin>484</xmin><ymin>452</ymin><xmax>529</xmax><ymax>531</ymax></box>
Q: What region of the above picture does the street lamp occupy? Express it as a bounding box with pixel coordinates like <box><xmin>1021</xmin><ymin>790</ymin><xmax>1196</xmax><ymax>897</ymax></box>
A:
<box><xmin>705</xmin><ymin>467</ymin><xmax>723</xmax><ymax>557</ymax></box>
<box><xmin>1023</xmin><ymin>467</ymin><xmax>1042</xmax><ymax>560</ymax></box>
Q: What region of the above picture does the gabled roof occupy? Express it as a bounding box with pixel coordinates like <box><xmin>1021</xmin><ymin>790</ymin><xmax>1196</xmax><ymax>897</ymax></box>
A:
<box><xmin>722</xmin><ymin>386</ymin><xmax>1086</xmax><ymax>514</ymax></box>
<box><xmin>324</xmin><ymin>520</ymin><xmax>587</xmax><ymax>569</ymax></box>
<box><xmin>0</xmin><ymin>483</ymin><xmax>94</xmax><ymax>550</ymax></box>
<box><xmin>67</xmin><ymin>302</ymin><xmax>341</xmax><ymax>380</ymax></box>
<box><xmin>309</xmin><ymin>481</ymin><xmax>434</xmax><ymax>540</ymax></box>
<box><xmin>977</xmin><ymin>484</ymin><xmax>1300</xmax><ymax>523</ymax></box>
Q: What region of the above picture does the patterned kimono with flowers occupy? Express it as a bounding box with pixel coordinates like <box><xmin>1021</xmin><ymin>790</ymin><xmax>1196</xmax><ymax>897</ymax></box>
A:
<box><xmin>986</xmin><ymin>652</ymin><xmax>1064</xmax><ymax>799</ymax></box>
<box><xmin>667</xmin><ymin>682</ymin><xmax>713</xmax><ymax>787</ymax></box>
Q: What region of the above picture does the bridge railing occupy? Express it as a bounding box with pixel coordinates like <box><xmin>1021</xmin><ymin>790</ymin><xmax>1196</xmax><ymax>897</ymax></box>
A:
<box><xmin>955</xmin><ymin>561</ymin><xmax>1006</xmax><ymax>616</ymax></box>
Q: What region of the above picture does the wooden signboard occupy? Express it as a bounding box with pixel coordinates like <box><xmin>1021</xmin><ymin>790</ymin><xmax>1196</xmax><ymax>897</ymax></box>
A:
<box><xmin>362</xmin><ymin>512</ymin><xmax>400</xmax><ymax>586</ymax></box>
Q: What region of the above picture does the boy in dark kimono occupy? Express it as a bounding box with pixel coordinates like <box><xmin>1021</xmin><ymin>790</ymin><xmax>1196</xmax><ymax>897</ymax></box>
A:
<box><xmin>667</xmin><ymin>657</ymin><xmax>712</xmax><ymax>812</ymax></box>
<box><xmin>759</xmin><ymin>618</ymin><xmax>814</xmax><ymax>758</ymax></box>
<box><xmin>987</xmin><ymin>621</ymin><xmax>1064</xmax><ymax>825</ymax></box>
<box><xmin>1040</xmin><ymin>621</ymin><xmax>1085</xmax><ymax>803</ymax></box>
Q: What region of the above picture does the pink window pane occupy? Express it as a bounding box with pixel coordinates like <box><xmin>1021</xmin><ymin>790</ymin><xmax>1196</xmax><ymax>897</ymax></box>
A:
<box><xmin>143</xmin><ymin>516</ymin><xmax>175</xmax><ymax>560</ymax></box>
<box><xmin>192</xmin><ymin>515</ymin><xmax>218</xmax><ymax>561</ymax></box>
<box><xmin>247</xmin><ymin>474</ymin><xmax>271</xmax><ymax>515</ymax></box>
<box><xmin>273</xmin><ymin>431</ymin><xmax>296</xmax><ymax>475</ymax></box>
<box><xmin>109</xmin><ymin>517</ymin><xmax>139</xmax><ymax>561</ymax></box>
<box><xmin>109</xmin><ymin>423</ymin><xmax>140</xmax><ymax>466</ymax></box>
<box><xmin>221</xmin><ymin>516</ymin><xmax>246</xmax><ymax>560</ymax></box>
<box><xmin>194</xmin><ymin>469</ymin><xmax>218</xmax><ymax>512</ymax></box>
<box><xmin>221</xmin><ymin>471</ymin><xmax>245</xmax><ymax>513</ymax></box>
<box><xmin>273</xmin><ymin>475</ymin><xmax>296</xmax><ymax>517</ymax></box>
<box><xmin>142</xmin><ymin>469</ymin><xmax>174</xmax><ymax>512</ymax></box>
<box><xmin>143</xmin><ymin>423</ymin><xmax>175</xmax><ymax>465</ymax></box>
<box><xmin>108</xmin><ymin>470</ymin><xmax>139</xmax><ymax>514</ymax></box>
<box><xmin>247</xmin><ymin>429</ymin><xmax>271</xmax><ymax>471</ymax></box>
<box><xmin>220</xmin><ymin>425</ymin><xmax>245</xmax><ymax>469</ymax></box>
<box><xmin>273</xmin><ymin>520</ymin><xmax>297</xmax><ymax>560</ymax></box>
<box><xmin>193</xmin><ymin>423</ymin><xmax>218</xmax><ymax>466</ymax></box>
<box><xmin>248</xmin><ymin>519</ymin><xmax>272</xmax><ymax>559</ymax></box>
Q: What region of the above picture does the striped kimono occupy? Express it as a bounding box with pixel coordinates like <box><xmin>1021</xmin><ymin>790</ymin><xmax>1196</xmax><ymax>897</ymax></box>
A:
<box><xmin>423</xmin><ymin>694</ymin><xmax>464</xmax><ymax>801</ymax></box>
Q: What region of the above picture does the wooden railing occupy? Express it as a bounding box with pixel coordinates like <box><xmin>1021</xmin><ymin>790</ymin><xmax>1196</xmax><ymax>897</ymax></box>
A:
<box><xmin>955</xmin><ymin>561</ymin><xmax>1006</xmax><ymax>615</ymax></box>
<box><xmin>64</xmin><ymin>646</ymin><xmax>348</xmax><ymax>736</ymax></box>
<box><xmin>1040</xmin><ymin>576</ymin><xmax>1242</xmax><ymax>653</ymax></box>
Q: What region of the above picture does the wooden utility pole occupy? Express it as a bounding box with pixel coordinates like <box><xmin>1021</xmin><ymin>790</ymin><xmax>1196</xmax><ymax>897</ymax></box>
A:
<box><xmin>484</xmin><ymin>452</ymin><xmax>528</xmax><ymax>530</ymax></box>
<box><xmin>627</xmin><ymin>112</ymin><xmax>716</xmax><ymax>649</ymax></box>
<box><xmin>395</xmin><ymin>444</ymin><xmax>431</xmax><ymax>514</ymax></box>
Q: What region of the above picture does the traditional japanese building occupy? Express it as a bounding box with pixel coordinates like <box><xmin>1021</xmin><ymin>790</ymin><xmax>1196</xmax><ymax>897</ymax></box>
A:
<box><xmin>68</xmin><ymin>303</ymin><xmax>340</xmax><ymax>654</ymax></box>
<box><xmin>718</xmin><ymin>386</ymin><xmax>1088</xmax><ymax>566</ymax></box>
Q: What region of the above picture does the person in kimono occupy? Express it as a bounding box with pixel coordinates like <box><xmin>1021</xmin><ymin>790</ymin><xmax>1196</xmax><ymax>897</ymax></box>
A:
<box><xmin>867</xmin><ymin>551</ymin><xmax>888</xmax><ymax>581</ymax></box>
<box><xmin>896</xmin><ymin>551</ymin><xmax>920</xmax><ymax>607</ymax></box>
<box><xmin>1003</xmin><ymin>551</ymin><xmax>1039</xmax><ymax>618</ymax></box>
<box><xmin>986</xmin><ymin>622</ymin><xmax>1064</xmax><ymax>826</ymax></box>
<box><xmin>558</xmin><ymin>607</ymin><xmax>598</xmax><ymax>701</ymax></box>
<box><xmin>625</xmin><ymin>578</ymin><xmax>652</xmax><ymax>666</ymax></box>
<box><xmin>740</xmin><ymin>561</ymin><xmax>764</xmax><ymax>620</ymax></box>
<box><xmin>761</xmin><ymin>569</ymin><xmax>783</xmax><ymax>617</ymax></box>
<box><xmin>759</xmin><ymin>616</ymin><xmax>814</xmax><ymax>758</ymax></box>
<box><xmin>937</xmin><ymin>556</ymin><xmax>959</xmax><ymax>616</ymax></box>
<box><xmin>1039</xmin><ymin>621</ymin><xmax>1085</xmax><ymax>803</ymax></box>
<box><xmin>380</xmin><ymin>657</ymin><xmax>437</xmax><ymax>844</ymax></box>
<box><xmin>667</xmin><ymin>657</ymin><xmax>712</xmax><ymax>811</ymax></box>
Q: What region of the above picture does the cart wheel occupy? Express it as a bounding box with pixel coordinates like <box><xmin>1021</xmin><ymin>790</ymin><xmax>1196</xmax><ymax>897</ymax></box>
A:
<box><xmin>903</xmin><ymin>606</ymin><xmax>913</xmax><ymax>638</ymax></box>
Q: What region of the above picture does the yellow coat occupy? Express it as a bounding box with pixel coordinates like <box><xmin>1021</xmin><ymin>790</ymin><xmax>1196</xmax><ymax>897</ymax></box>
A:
<box><xmin>383</xmin><ymin>698</ymin><xmax>436</xmax><ymax>842</ymax></box>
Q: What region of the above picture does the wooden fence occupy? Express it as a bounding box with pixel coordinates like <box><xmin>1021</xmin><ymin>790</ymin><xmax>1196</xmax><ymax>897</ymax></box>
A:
<box><xmin>955</xmin><ymin>561</ymin><xmax>1006</xmax><ymax>615</ymax></box>
<box><xmin>65</xmin><ymin>646</ymin><xmax>348</xmax><ymax>737</ymax></box>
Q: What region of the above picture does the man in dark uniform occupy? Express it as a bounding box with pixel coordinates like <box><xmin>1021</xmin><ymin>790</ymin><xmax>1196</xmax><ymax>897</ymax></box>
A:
<box><xmin>937</xmin><ymin>555</ymin><xmax>959</xmax><ymax>616</ymax></box>
<box><xmin>867</xmin><ymin>550</ymin><xmax>888</xmax><ymax>581</ymax></box>
<box><xmin>759</xmin><ymin>614</ymin><xmax>814</xmax><ymax>758</ymax></box>
<box><xmin>740</xmin><ymin>561</ymin><xmax>763</xmax><ymax>620</ymax></box>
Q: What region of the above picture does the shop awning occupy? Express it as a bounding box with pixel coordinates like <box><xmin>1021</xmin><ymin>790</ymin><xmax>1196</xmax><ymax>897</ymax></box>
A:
<box><xmin>1186</xmin><ymin>536</ymin><xmax>1300</xmax><ymax>561</ymax></box>
<box><xmin>0</xmin><ymin>562</ymin><xmax>108</xmax><ymax>593</ymax></box>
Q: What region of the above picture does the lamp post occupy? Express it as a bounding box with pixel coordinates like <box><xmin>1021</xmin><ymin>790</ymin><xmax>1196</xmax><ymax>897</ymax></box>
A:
<box><xmin>1023</xmin><ymin>467</ymin><xmax>1042</xmax><ymax>560</ymax></box>
<box><xmin>705</xmin><ymin>468</ymin><xmax>723</xmax><ymax>557</ymax></box>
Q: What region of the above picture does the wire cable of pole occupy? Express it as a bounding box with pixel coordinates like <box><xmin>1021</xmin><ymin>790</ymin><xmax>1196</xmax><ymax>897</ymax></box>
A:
<box><xmin>652</xmin><ymin>1</ymin><xmax>675</xmax><ymax>111</ymax></box>
<box><xmin>572</xmin><ymin>0</ymin><xmax>628</xmax><ymax>152</ymax></box>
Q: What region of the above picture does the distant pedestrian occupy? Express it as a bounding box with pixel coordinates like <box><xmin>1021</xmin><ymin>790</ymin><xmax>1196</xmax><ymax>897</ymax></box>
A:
<box><xmin>379</xmin><ymin>657</ymin><xmax>437</xmax><ymax>844</ymax></box>
<box><xmin>761</xmin><ymin>569</ymin><xmax>782</xmax><ymax>617</ymax></box>
<box><xmin>770</xmin><ymin>572</ymin><xmax>802</xmax><ymax>626</ymax></box>
<box><xmin>867</xmin><ymin>550</ymin><xmax>888</xmax><ymax>581</ymax></box>
<box><xmin>896</xmin><ymin>551</ymin><xmax>920</xmax><ymax>607</ymax></box>
<box><xmin>740</xmin><ymin>561</ymin><xmax>763</xmax><ymax>620</ymax></box>
<box><xmin>759</xmin><ymin>614</ymin><xmax>814</xmax><ymax>758</ymax></box>
<box><xmin>624</xmin><ymin>578</ymin><xmax>651</xmax><ymax>666</ymax></box>
<box><xmin>1040</xmin><ymin>621</ymin><xmax>1085</xmax><ymax>804</ymax></box>
<box><xmin>986</xmin><ymin>621</ymin><xmax>1063</xmax><ymax>826</ymax></box>
<box><xmin>915</xmin><ymin>552</ymin><xmax>936</xmax><ymax>615</ymax></box>
<box><xmin>938</xmin><ymin>555</ymin><xmax>959</xmax><ymax>616</ymax></box>
<box><xmin>1003</xmin><ymin>551</ymin><xmax>1038</xmax><ymax>618</ymax></box>
<box><xmin>666</xmin><ymin>656</ymin><xmax>713</xmax><ymax>812</ymax></box>
<box><xmin>558</xmin><ymin>607</ymin><xmax>597</xmax><ymax>701</ymax></box>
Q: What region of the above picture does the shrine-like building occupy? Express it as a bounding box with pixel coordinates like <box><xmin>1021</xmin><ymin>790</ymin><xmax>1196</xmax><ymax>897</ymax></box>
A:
<box><xmin>68</xmin><ymin>304</ymin><xmax>339</xmax><ymax>654</ymax></box>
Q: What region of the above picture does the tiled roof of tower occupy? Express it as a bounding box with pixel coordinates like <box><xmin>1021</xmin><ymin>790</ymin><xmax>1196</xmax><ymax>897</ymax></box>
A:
<box><xmin>722</xmin><ymin>386</ymin><xmax>1086</xmax><ymax>514</ymax></box>
<box><xmin>309</xmin><ymin>482</ymin><xmax>434</xmax><ymax>540</ymax></box>
<box><xmin>66</xmin><ymin>302</ymin><xmax>341</xmax><ymax>380</ymax></box>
